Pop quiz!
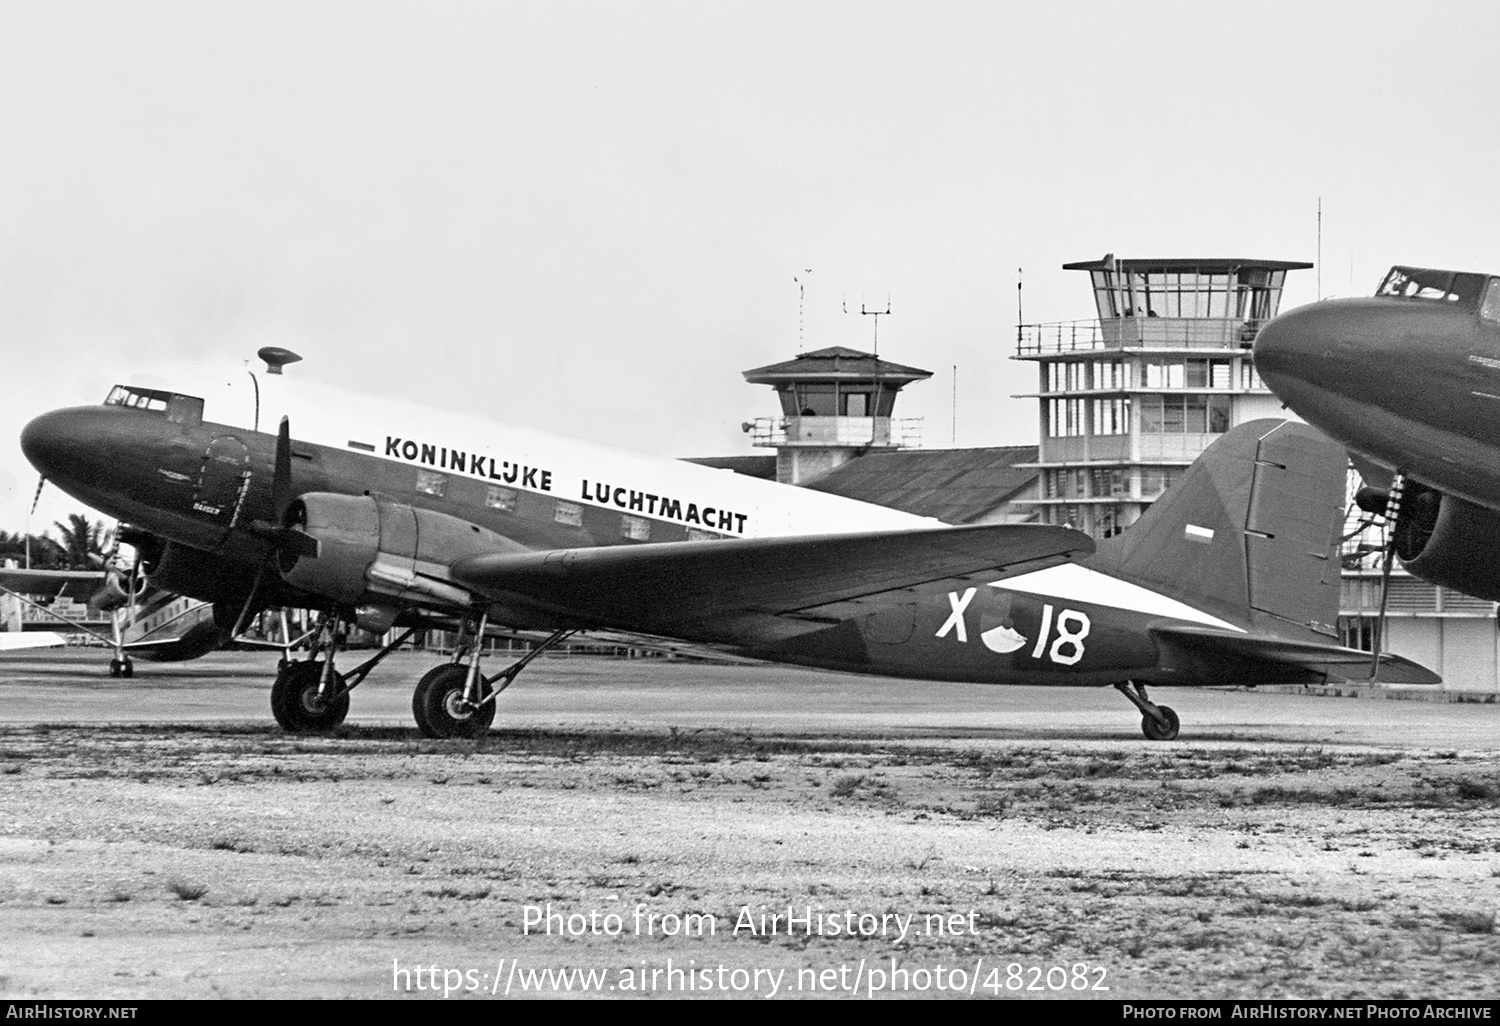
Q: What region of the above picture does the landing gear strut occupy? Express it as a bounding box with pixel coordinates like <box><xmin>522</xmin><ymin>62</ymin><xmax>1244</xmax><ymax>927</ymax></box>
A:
<box><xmin>412</xmin><ymin>619</ymin><xmax>575</xmax><ymax>739</ymax></box>
<box><xmin>1115</xmin><ymin>681</ymin><xmax>1180</xmax><ymax>741</ymax></box>
<box><xmin>269</xmin><ymin>612</ymin><xmax>417</xmax><ymax>734</ymax></box>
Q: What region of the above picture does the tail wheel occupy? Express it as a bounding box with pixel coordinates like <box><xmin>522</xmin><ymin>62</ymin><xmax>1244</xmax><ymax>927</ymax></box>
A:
<box><xmin>413</xmin><ymin>664</ymin><xmax>495</xmax><ymax>739</ymax></box>
<box><xmin>1141</xmin><ymin>705</ymin><xmax>1180</xmax><ymax>741</ymax></box>
<box><xmin>271</xmin><ymin>661</ymin><xmax>349</xmax><ymax>733</ymax></box>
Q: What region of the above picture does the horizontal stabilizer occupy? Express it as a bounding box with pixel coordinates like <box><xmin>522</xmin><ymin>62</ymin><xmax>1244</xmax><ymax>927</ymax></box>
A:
<box><xmin>1154</xmin><ymin>625</ymin><xmax>1441</xmax><ymax>686</ymax></box>
<box><xmin>451</xmin><ymin>523</ymin><xmax>1094</xmax><ymax>634</ymax></box>
<box><xmin>0</xmin><ymin>631</ymin><xmax>67</xmax><ymax>651</ymax></box>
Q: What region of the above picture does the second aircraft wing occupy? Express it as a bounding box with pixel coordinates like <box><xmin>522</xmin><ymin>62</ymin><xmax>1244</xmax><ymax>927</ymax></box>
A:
<box><xmin>448</xmin><ymin>523</ymin><xmax>1094</xmax><ymax>644</ymax></box>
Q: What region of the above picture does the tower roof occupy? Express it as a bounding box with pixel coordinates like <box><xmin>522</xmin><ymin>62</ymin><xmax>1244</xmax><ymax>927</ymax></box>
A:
<box><xmin>742</xmin><ymin>346</ymin><xmax>933</xmax><ymax>385</ymax></box>
<box><xmin>1061</xmin><ymin>255</ymin><xmax>1313</xmax><ymax>273</ymax></box>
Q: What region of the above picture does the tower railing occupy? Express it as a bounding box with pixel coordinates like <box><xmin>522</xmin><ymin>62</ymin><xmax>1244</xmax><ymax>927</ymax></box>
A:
<box><xmin>1016</xmin><ymin>317</ymin><xmax>1267</xmax><ymax>356</ymax></box>
<box><xmin>746</xmin><ymin>415</ymin><xmax>923</xmax><ymax>449</ymax></box>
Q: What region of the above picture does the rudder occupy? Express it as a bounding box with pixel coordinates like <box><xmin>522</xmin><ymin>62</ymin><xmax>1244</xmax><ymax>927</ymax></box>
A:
<box><xmin>1091</xmin><ymin>419</ymin><xmax>1346</xmax><ymax>639</ymax></box>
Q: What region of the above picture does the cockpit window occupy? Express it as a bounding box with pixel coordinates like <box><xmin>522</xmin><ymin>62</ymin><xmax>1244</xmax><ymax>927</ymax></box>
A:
<box><xmin>1482</xmin><ymin>280</ymin><xmax>1500</xmax><ymax>322</ymax></box>
<box><xmin>1376</xmin><ymin>266</ymin><xmax>1489</xmax><ymax>307</ymax></box>
<box><xmin>103</xmin><ymin>385</ymin><xmax>204</xmax><ymax>425</ymax></box>
<box><xmin>104</xmin><ymin>385</ymin><xmax>171</xmax><ymax>411</ymax></box>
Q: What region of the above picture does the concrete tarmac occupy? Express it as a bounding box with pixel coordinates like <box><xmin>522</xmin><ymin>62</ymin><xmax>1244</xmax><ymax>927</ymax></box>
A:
<box><xmin>2</xmin><ymin>648</ymin><xmax>1499</xmax><ymax>1001</ymax></box>
<box><xmin>1</xmin><ymin>648</ymin><xmax>1497</xmax><ymax>750</ymax></box>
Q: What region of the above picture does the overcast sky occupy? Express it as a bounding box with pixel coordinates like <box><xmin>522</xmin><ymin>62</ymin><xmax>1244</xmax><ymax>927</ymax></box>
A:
<box><xmin>2</xmin><ymin>0</ymin><xmax>1497</xmax><ymax>536</ymax></box>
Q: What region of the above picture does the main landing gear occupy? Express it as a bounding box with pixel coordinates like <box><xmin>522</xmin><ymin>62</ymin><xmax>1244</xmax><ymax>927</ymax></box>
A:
<box><xmin>269</xmin><ymin>612</ymin><xmax>417</xmax><ymax>734</ymax></box>
<box><xmin>1114</xmin><ymin>681</ymin><xmax>1180</xmax><ymax>741</ymax></box>
<box><xmin>267</xmin><ymin>608</ymin><xmax>576</xmax><ymax>739</ymax></box>
<box><xmin>411</xmin><ymin>616</ymin><xmax>575</xmax><ymax>739</ymax></box>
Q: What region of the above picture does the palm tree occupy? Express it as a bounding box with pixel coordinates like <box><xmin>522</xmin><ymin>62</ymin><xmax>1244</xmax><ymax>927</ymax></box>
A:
<box><xmin>52</xmin><ymin>514</ymin><xmax>110</xmax><ymax>569</ymax></box>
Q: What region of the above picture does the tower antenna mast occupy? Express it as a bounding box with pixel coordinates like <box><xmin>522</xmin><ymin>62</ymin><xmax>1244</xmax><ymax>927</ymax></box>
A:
<box><xmin>794</xmin><ymin>270</ymin><xmax>812</xmax><ymax>350</ymax></box>
<box><xmin>860</xmin><ymin>294</ymin><xmax>892</xmax><ymax>355</ymax></box>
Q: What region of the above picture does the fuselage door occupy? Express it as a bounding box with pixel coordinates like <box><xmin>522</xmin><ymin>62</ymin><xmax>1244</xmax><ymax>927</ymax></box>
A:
<box><xmin>194</xmin><ymin>435</ymin><xmax>251</xmax><ymax>526</ymax></box>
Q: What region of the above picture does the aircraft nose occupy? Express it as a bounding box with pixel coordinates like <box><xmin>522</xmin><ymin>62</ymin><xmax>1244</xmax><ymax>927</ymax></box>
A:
<box><xmin>21</xmin><ymin>407</ymin><xmax>103</xmax><ymax>482</ymax></box>
<box><xmin>1252</xmin><ymin>303</ymin><xmax>1328</xmax><ymax>385</ymax></box>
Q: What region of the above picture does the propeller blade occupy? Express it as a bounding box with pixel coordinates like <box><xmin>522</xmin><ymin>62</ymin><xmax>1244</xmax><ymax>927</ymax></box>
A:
<box><xmin>272</xmin><ymin>416</ymin><xmax>292</xmax><ymax>522</ymax></box>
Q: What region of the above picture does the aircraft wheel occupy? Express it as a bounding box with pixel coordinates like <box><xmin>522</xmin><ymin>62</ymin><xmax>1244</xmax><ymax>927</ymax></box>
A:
<box><xmin>120</xmin><ymin>658</ymin><xmax>132</xmax><ymax>679</ymax></box>
<box><xmin>270</xmin><ymin>661</ymin><xmax>349</xmax><ymax>733</ymax></box>
<box><xmin>410</xmin><ymin>665</ymin><xmax>451</xmax><ymax>737</ymax></box>
<box><xmin>109</xmin><ymin>659</ymin><xmax>123</xmax><ymax>678</ymax></box>
<box><xmin>413</xmin><ymin>664</ymin><xmax>494</xmax><ymax>739</ymax></box>
<box><xmin>1141</xmin><ymin>705</ymin><xmax>1180</xmax><ymax>742</ymax></box>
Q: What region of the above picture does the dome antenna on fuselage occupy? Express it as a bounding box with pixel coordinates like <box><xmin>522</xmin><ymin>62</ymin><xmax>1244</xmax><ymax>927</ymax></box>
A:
<box><xmin>257</xmin><ymin>347</ymin><xmax>303</xmax><ymax>375</ymax></box>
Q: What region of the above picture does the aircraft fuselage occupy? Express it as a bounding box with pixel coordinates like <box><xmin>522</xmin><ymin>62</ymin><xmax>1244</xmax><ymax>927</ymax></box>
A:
<box><xmin>20</xmin><ymin>378</ymin><xmax>1319</xmax><ymax>693</ymax></box>
<box><xmin>1255</xmin><ymin>272</ymin><xmax>1500</xmax><ymax>509</ymax></box>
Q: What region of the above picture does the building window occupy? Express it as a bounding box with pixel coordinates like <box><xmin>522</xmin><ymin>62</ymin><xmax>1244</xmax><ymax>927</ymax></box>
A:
<box><xmin>554</xmin><ymin>501</ymin><xmax>583</xmax><ymax>527</ymax></box>
<box><xmin>415</xmin><ymin>470</ymin><xmax>447</xmax><ymax>497</ymax></box>
<box><xmin>1046</xmin><ymin>398</ymin><xmax>1087</xmax><ymax>437</ymax></box>
<box><xmin>1095</xmin><ymin>361</ymin><xmax>1127</xmax><ymax>390</ymax></box>
<box><xmin>1141</xmin><ymin>467</ymin><xmax>1180</xmax><ymax>498</ymax></box>
<box><xmin>620</xmin><ymin>515</ymin><xmax>651</xmax><ymax>541</ymax></box>
<box><xmin>686</xmin><ymin>528</ymin><xmax>721</xmax><ymax>541</ymax></box>
<box><xmin>1092</xmin><ymin>398</ymin><xmax>1130</xmax><ymax>435</ymax></box>
<box><xmin>1137</xmin><ymin>395</ymin><xmax>1230</xmax><ymax>434</ymax></box>
<box><xmin>1090</xmin><ymin>468</ymin><xmax>1128</xmax><ymax>497</ymax></box>
<box><xmin>485</xmin><ymin>486</ymin><xmax>518</xmax><ymax>512</ymax></box>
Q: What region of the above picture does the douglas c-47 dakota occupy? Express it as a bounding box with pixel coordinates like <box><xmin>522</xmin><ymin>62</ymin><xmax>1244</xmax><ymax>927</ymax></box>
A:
<box><xmin>19</xmin><ymin>349</ymin><xmax>1436</xmax><ymax>740</ymax></box>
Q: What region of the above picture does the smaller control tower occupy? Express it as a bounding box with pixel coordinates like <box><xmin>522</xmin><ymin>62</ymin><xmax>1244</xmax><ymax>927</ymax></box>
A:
<box><xmin>742</xmin><ymin>346</ymin><xmax>931</xmax><ymax>485</ymax></box>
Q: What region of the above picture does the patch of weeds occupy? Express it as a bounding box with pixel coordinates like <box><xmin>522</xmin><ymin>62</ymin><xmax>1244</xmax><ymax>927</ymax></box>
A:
<box><xmin>107</xmin><ymin>890</ymin><xmax>132</xmax><ymax>903</ymax></box>
<box><xmin>1441</xmin><ymin>910</ymin><xmax>1496</xmax><ymax>935</ymax></box>
<box><xmin>973</xmin><ymin>794</ymin><xmax>1009</xmax><ymax>817</ymax></box>
<box><xmin>45</xmin><ymin>895</ymin><xmax>66</xmax><ymax>905</ymax></box>
<box><xmin>1455</xmin><ymin>779</ymin><xmax>1500</xmax><ymax>800</ymax></box>
<box><xmin>166</xmin><ymin>879</ymin><xmax>209</xmax><ymax>902</ymax></box>
<box><xmin>209</xmin><ymin>837</ymin><xmax>252</xmax><ymax>853</ymax></box>
<box><xmin>829</xmin><ymin>774</ymin><xmax>864</xmax><ymax>798</ymax></box>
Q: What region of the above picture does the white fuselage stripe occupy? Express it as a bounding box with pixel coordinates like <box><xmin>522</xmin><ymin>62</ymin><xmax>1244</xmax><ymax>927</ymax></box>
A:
<box><xmin>990</xmin><ymin>563</ymin><xmax>1246</xmax><ymax>633</ymax></box>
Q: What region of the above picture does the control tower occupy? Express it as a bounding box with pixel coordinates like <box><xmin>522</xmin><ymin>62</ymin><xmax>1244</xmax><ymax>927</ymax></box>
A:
<box><xmin>1013</xmin><ymin>254</ymin><xmax>1312</xmax><ymax>537</ymax></box>
<box><xmin>742</xmin><ymin>346</ymin><xmax>931</xmax><ymax>485</ymax></box>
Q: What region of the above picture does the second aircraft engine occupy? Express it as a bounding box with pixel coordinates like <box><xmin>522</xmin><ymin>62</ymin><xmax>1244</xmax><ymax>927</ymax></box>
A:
<box><xmin>1392</xmin><ymin>482</ymin><xmax>1500</xmax><ymax>602</ymax></box>
<box><xmin>277</xmin><ymin>493</ymin><xmax>525</xmax><ymax>629</ymax></box>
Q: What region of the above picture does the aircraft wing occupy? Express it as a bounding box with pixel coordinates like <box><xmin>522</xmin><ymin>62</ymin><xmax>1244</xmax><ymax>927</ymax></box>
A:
<box><xmin>0</xmin><ymin>631</ymin><xmax>67</xmax><ymax>651</ymax></box>
<box><xmin>1152</xmin><ymin>625</ymin><xmax>1441</xmax><ymax>685</ymax></box>
<box><xmin>449</xmin><ymin>523</ymin><xmax>1094</xmax><ymax>643</ymax></box>
<box><xmin>0</xmin><ymin>568</ymin><xmax>105</xmax><ymax>600</ymax></box>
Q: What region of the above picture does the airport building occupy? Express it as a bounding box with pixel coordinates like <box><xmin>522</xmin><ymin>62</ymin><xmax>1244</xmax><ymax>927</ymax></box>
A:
<box><xmin>1014</xmin><ymin>254</ymin><xmax>1500</xmax><ymax>695</ymax></box>
<box><xmin>1013</xmin><ymin>255</ymin><xmax>1307</xmax><ymax>537</ymax></box>
<box><xmin>729</xmin><ymin>346</ymin><xmax>1039</xmax><ymax>524</ymax></box>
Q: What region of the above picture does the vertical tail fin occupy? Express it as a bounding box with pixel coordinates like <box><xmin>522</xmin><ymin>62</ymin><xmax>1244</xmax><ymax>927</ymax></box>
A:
<box><xmin>1092</xmin><ymin>419</ymin><xmax>1347</xmax><ymax>639</ymax></box>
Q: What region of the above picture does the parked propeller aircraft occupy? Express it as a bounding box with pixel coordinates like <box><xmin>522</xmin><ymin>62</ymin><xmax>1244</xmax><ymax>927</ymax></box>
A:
<box><xmin>18</xmin><ymin>352</ymin><xmax>1436</xmax><ymax>739</ymax></box>
<box><xmin>0</xmin><ymin>559</ymin><xmax>244</xmax><ymax>674</ymax></box>
<box><xmin>1255</xmin><ymin>265</ymin><xmax>1500</xmax><ymax>603</ymax></box>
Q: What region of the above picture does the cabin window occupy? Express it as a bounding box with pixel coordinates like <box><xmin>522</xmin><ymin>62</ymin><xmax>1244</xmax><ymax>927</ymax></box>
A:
<box><xmin>415</xmin><ymin>470</ymin><xmax>447</xmax><ymax>497</ymax></box>
<box><xmin>620</xmin><ymin>515</ymin><xmax>651</xmax><ymax>541</ymax></box>
<box><xmin>554</xmin><ymin>501</ymin><xmax>583</xmax><ymax>527</ymax></box>
<box><xmin>485</xmin><ymin>486</ymin><xmax>518</xmax><ymax>512</ymax></box>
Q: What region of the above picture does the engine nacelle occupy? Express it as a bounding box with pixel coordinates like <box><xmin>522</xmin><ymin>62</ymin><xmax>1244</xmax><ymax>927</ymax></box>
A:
<box><xmin>1394</xmin><ymin>483</ymin><xmax>1500</xmax><ymax>602</ymax></box>
<box><xmin>87</xmin><ymin>568</ymin><xmax>145</xmax><ymax>612</ymax></box>
<box><xmin>277</xmin><ymin>493</ymin><xmax>525</xmax><ymax>622</ymax></box>
<box><xmin>142</xmin><ymin>541</ymin><xmax>260</xmax><ymax>605</ymax></box>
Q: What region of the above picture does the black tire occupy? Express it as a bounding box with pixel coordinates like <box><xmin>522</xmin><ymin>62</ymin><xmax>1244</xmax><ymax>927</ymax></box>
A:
<box><xmin>120</xmin><ymin>659</ymin><xmax>133</xmax><ymax>679</ymax></box>
<box><xmin>270</xmin><ymin>661</ymin><xmax>349</xmax><ymax>733</ymax></box>
<box><xmin>108</xmin><ymin>659</ymin><xmax>122</xmax><ymax>678</ymax></box>
<box><xmin>1141</xmin><ymin>705</ymin><xmax>1180</xmax><ymax>741</ymax></box>
<box><xmin>413</xmin><ymin>664</ymin><xmax>494</xmax><ymax>739</ymax></box>
<box><xmin>410</xmin><ymin>664</ymin><xmax>453</xmax><ymax>737</ymax></box>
